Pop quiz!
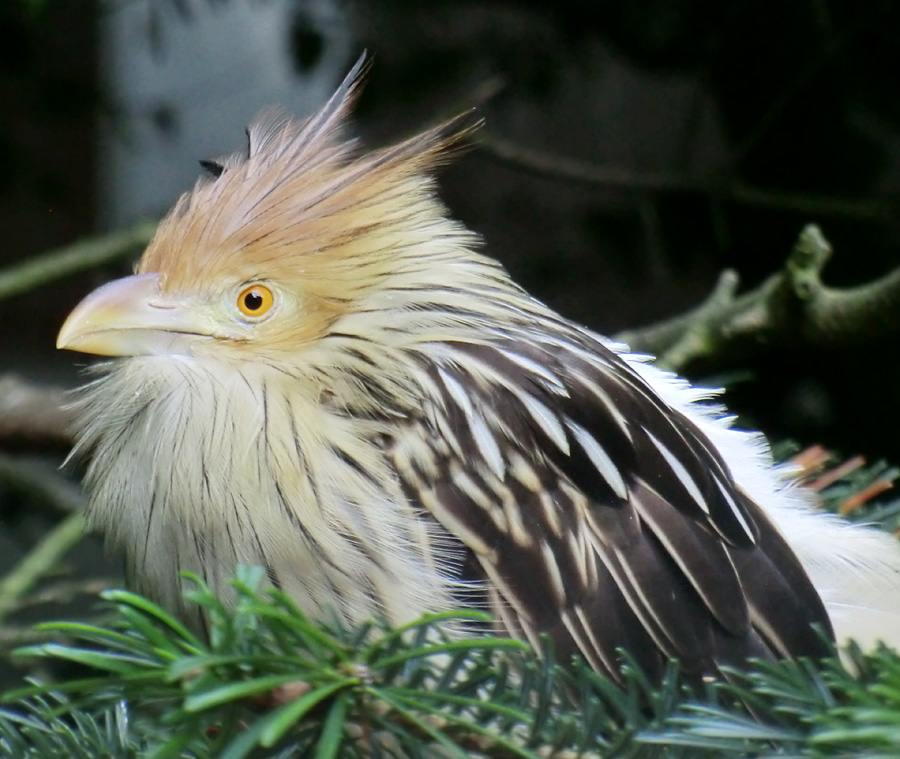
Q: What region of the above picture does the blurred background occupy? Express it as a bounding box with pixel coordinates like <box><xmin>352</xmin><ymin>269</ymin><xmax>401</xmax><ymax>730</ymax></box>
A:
<box><xmin>2</xmin><ymin>0</ymin><xmax>900</xmax><ymax>684</ymax></box>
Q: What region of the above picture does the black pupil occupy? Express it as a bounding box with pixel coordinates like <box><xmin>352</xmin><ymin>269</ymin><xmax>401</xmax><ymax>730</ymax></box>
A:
<box><xmin>244</xmin><ymin>290</ymin><xmax>264</xmax><ymax>311</ymax></box>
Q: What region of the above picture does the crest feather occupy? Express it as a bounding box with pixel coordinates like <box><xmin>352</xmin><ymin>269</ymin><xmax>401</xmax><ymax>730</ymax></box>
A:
<box><xmin>138</xmin><ymin>53</ymin><xmax>480</xmax><ymax>299</ymax></box>
<box><xmin>247</xmin><ymin>52</ymin><xmax>369</xmax><ymax>166</ymax></box>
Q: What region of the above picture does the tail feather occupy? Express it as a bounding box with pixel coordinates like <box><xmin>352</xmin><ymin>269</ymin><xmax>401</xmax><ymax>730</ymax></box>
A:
<box><xmin>789</xmin><ymin>515</ymin><xmax>900</xmax><ymax>649</ymax></box>
<box><xmin>618</xmin><ymin>354</ymin><xmax>900</xmax><ymax>654</ymax></box>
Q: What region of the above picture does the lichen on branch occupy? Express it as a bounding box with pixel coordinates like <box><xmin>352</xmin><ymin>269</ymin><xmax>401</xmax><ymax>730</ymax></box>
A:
<box><xmin>616</xmin><ymin>225</ymin><xmax>900</xmax><ymax>373</ymax></box>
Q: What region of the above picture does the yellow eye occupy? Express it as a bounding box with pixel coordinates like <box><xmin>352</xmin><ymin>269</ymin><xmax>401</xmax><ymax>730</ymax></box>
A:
<box><xmin>237</xmin><ymin>284</ymin><xmax>274</xmax><ymax>317</ymax></box>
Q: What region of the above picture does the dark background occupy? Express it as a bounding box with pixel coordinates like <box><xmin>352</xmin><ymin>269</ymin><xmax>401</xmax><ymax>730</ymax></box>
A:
<box><xmin>2</xmin><ymin>0</ymin><xmax>900</xmax><ymax>682</ymax></box>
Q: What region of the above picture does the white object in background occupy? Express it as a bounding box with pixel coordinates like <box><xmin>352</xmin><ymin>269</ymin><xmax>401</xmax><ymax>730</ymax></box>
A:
<box><xmin>98</xmin><ymin>0</ymin><xmax>351</xmax><ymax>230</ymax></box>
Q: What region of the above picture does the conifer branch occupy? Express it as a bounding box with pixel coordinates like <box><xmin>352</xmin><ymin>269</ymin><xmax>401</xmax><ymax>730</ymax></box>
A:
<box><xmin>5</xmin><ymin>568</ymin><xmax>900</xmax><ymax>758</ymax></box>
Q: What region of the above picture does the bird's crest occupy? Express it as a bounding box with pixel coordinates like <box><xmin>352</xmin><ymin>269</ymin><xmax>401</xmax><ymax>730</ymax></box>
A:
<box><xmin>138</xmin><ymin>55</ymin><xmax>479</xmax><ymax>304</ymax></box>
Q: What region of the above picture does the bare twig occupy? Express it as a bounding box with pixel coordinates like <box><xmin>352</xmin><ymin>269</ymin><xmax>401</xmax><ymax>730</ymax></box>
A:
<box><xmin>0</xmin><ymin>218</ymin><xmax>157</xmax><ymax>301</ymax></box>
<box><xmin>0</xmin><ymin>624</ymin><xmax>61</xmax><ymax>653</ymax></box>
<box><xmin>479</xmin><ymin>132</ymin><xmax>897</xmax><ymax>221</ymax></box>
<box><xmin>0</xmin><ymin>375</ymin><xmax>72</xmax><ymax>450</ymax></box>
<box><xmin>10</xmin><ymin>577</ymin><xmax>114</xmax><ymax>610</ymax></box>
<box><xmin>616</xmin><ymin>225</ymin><xmax>900</xmax><ymax>372</ymax></box>
<box><xmin>730</xmin><ymin>4</ymin><xmax>891</xmax><ymax>170</ymax></box>
<box><xmin>840</xmin><ymin>479</ymin><xmax>894</xmax><ymax>516</ymax></box>
<box><xmin>0</xmin><ymin>512</ymin><xmax>85</xmax><ymax>624</ymax></box>
<box><xmin>0</xmin><ymin>579</ymin><xmax>115</xmax><ymax>652</ymax></box>
<box><xmin>0</xmin><ymin>453</ymin><xmax>84</xmax><ymax>513</ymax></box>
<box><xmin>807</xmin><ymin>455</ymin><xmax>866</xmax><ymax>492</ymax></box>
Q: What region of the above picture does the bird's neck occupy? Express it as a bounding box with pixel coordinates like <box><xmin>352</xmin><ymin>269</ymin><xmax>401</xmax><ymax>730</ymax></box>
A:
<box><xmin>69</xmin><ymin>354</ymin><xmax>464</xmax><ymax>632</ymax></box>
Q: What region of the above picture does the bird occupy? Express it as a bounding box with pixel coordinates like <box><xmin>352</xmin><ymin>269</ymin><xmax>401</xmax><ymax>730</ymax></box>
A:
<box><xmin>57</xmin><ymin>58</ymin><xmax>900</xmax><ymax>685</ymax></box>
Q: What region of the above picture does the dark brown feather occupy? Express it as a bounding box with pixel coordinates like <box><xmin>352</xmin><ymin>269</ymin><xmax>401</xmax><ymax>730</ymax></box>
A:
<box><xmin>390</xmin><ymin>332</ymin><xmax>834</xmax><ymax>682</ymax></box>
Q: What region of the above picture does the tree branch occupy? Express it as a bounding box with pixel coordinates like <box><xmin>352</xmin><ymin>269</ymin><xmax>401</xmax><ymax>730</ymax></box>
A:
<box><xmin>0</xmin><ymin>219</ymin><xmax>157</xmax><ymax>301</ymax></box>
<box><xmin>479</xmin><ymin>132</ymin><xmax>897</xmax><ymax>220</ymax></box>
<box><xmin>0</xmin><ymin>375</ymin><xmax>72</xmax><ymax>450</ymax></box>
<box><xmin>616</xmin><ymin>225</ymin><xmax>900</xmax><ymax>372</ymax></box>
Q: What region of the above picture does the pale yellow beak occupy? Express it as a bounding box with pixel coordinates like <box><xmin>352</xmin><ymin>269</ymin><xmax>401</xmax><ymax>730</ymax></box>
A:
<box><xmin>57</xmin><ymin>273</ymin><xmax>212</xmax><ymax>357</ymax></box>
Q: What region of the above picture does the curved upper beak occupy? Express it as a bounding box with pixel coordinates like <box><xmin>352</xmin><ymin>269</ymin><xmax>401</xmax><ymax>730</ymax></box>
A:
<box><xmin>57</xmin><ymin>273</ymin><xmax>212</xmax><ymax>357</ymax></box>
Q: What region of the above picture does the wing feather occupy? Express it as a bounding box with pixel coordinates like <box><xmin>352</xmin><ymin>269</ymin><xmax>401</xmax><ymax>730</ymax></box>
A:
<box><xmin>389</xmin><ymin>334</ymin><xmax>833</xmax><ymax>680</ymax></box>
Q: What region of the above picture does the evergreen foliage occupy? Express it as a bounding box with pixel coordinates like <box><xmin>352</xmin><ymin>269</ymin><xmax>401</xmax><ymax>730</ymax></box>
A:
<box><xmin>3</xmin><ymin>563</ymin><xmax>900</xmax><ymax>758</ymax></box>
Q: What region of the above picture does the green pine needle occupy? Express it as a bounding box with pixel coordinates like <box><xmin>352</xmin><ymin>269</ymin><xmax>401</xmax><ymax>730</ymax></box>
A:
<box><xmin>4</xmin><ymin>565</ymin><xmax>900</xmax><ymax>758</ymax></box>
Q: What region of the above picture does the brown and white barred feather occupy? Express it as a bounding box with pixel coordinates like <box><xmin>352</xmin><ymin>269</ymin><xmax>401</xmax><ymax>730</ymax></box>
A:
<box><xmin>65</xmin><ymin>57</ymin><xmax>900</xmax><ymax>683</ymax></box>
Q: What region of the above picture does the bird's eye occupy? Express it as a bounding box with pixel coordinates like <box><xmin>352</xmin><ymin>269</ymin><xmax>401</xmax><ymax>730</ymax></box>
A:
<box><xmin>237</xmin><ymin>284</ymin><xmax>274</xmax><ymax>317</ymax></box>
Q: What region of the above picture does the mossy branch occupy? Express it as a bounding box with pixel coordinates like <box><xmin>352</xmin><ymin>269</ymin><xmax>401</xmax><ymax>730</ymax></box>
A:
<box><xmin>616</xmin><ymin>225</ymin><xmax>900</xmax><ymax>372</ymax></box>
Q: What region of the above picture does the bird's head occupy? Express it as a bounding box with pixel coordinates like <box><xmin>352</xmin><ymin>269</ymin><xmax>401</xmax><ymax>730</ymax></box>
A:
<box><xmin>57</xmin><ymin>59</ymin><xmax>481</xmax><ymax>363</ymax></box>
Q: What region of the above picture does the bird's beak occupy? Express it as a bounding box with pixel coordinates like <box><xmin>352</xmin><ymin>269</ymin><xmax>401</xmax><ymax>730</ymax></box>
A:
<box><xmin>57</xmin><ymin>273</ymin><xmax>212</xmax><ymax>357</ymax></box>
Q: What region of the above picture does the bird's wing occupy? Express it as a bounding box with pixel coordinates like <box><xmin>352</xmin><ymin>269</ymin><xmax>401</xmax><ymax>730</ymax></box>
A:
<box><xmin>389</xmin><ymin>333</ymin><xmax>832</xmax><ymax>681</ymax></box>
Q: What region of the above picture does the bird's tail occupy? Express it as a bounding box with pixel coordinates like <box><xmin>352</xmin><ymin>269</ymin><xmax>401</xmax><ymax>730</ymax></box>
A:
<box><xmin>774</xmin><ymin>496</ymin><xmax>900</xmax><ymax>651</ymax></box>
<box><xmin>618</xmin><ymin>348</ymin><xmax>900</xmax><ymax>654</ymax></box>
